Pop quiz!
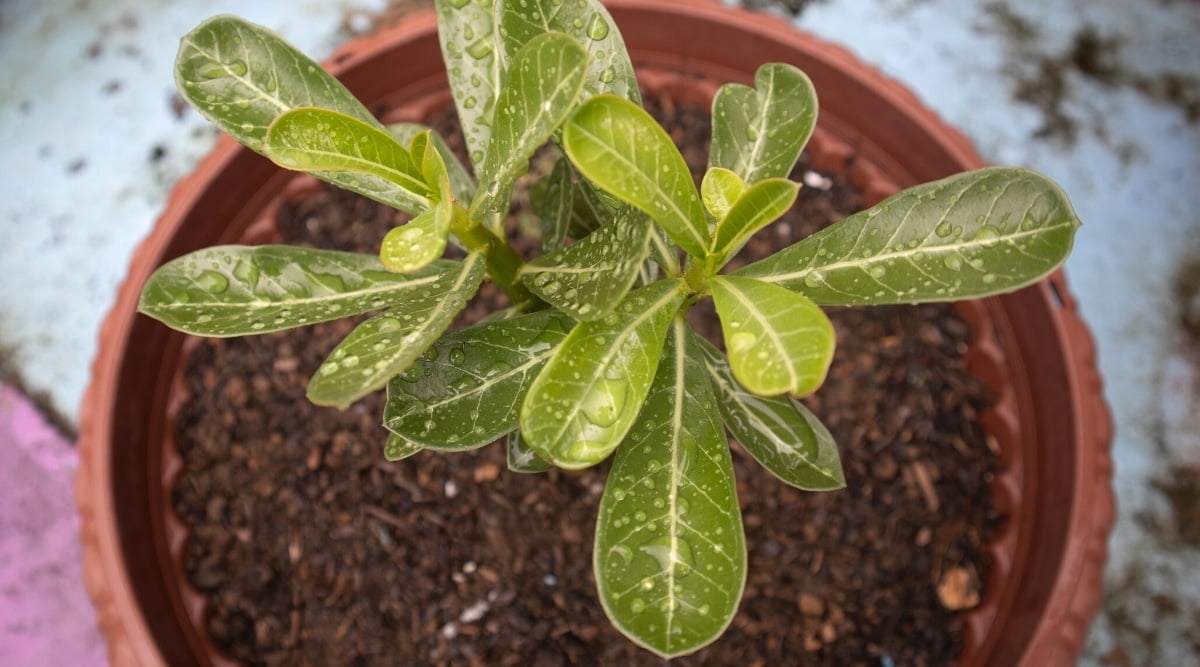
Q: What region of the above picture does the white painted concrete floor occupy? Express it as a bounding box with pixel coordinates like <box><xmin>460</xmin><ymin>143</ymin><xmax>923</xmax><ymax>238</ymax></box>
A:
<box><xmin>0</xmin><ymin>0</ymin><xmax>1197</xmax><ymax>664</ymax></box>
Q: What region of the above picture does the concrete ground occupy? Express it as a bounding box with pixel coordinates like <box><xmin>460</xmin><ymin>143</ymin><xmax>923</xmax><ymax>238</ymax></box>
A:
<box><xmin>0</xmin><ymin>0</ymin><xmax>1196</xmax><ymax>664</ymax></box>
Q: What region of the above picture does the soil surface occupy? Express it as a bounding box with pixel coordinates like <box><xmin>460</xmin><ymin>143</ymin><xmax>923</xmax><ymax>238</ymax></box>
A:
<box><xmin>173</xmin><ymin>97</ymin><xmax>998</xmax><ymax>666</ymax></box>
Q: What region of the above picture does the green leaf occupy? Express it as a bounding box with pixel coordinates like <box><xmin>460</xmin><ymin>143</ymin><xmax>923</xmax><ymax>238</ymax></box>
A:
<box><xmin>710</xmin><ymin>178</ymin><xmax>800</xmax><ymax>267</ymax></box>
<box><xmin>497</xmin><ymin>0</ymin><xmax>640</xmax><ymax>104</ymax></box>
<box><xmin>307</xmin><ymin>253</ymin><xmax>486</xmax><ymax>408</ymax></box>
<box><xmin>695</xmin><ymin>337</ymin><xmax>844</xmax><ymax>491</ymax></box>
<box><xmin>384</xmin><ymin>309</ymin><xmax>575</xmax><ymax>450</ymax></box>
<box><xmin>508</xmin><ymin>430</ymin><xmax>553</xmax><ymax>473</ymax></box>
<box><xmin>530</xmin><ymin>156</ymin><xmax>613</xmax><ymax>252</ymax></box>
<box><xmin>387</xmin><ymin>123</ymin><xmax>476</xmax><ymax>203</ymax></box>
<box><xmin>519</xmin><ymin>208</ymin><xmax>652</xmax><ymax>321</ymax></box>
<box><xmin>435</xmin><ymin>0</ymin><xmax>503</xmax><ymax>174</ymax></box>
<box><xmin>263</xmin><ymin>107</ymin><xmax>432</xmax><ymax>214</ymax></box>
<box><xmin>471</xmin><ymin>31</ymin><xmax>589</xmax><ymax>218</ymax></box>
<box><xmin>736</xmin><ymin>167</ymin><xmax>1082</xmax><ymax>305</ymax></box>
<box><xmin>700</xmin><ymin>167</ymin><xmax>746</xmax><ymax>222</ymax></box>
<box><xmin>379</xmin><ymin>185</ymin><xmax>453</xmax><ymax>273</ymax></box>
<box><xmin>384</xmin><ymin>434</ymin><xmax>423</xmax><ymax>462</ymax></box>
<box><xmin>564</xmin><ymin>95</ymin><xmax>710</xmax><ymax>260</ymax></box>
<box><xmin>709</xmin><ymin>63</ymin><xmax>817</xmax><ymax>184</ymax></box>
<box><xmin>710</xmin><ymin>275</ymin><xmax>834</xmax><ymax>397</ymax></box>
<box><xmin>519</xmin><ymin>279</ymin><xmax>687</xmax><ymax>469</ymax></box>
<box><xmin>595</xmin><ymin>319</ymin><xmax>746</xmax><ymax>659</ymax></box>
<box><xmin>138</xmin><ymin>246</ymin><xmax>455</xmax><ymax>337</ymax></box>
<box><xmin>175</xmin><ymin>16</ymin><xmax>411</xmax><ymax>210</ymax></box>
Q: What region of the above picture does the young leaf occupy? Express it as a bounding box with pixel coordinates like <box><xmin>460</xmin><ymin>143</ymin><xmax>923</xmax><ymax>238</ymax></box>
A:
<box><xmin>307</xmin><ymin>253</ymin><xmax>486</xmax><ymax>408</ymax></box>
<box><xmin>710</xmin><ymin>275</ymin><xmax>834</xmax><ymax>397</ymax></box>
<box><xmin>138</xmin><ymin>246</ymin><xmax>455</xmax><ymax>337</ymax></box>
<box><xmin>519</xmin><ymin>208</ymin><xmax>652</xmax><ymax>321</ymax></box>
<box><xmin>595</xmin><ymin>319</ymin><xmax>746</xmax><ymax>659</ymax></box>
<box><xmin>710</xmin><ymin>178</ymin><xmax>800</xmax><ymax>266</ymax></box>
<box><xmin>709</xmin><ymin>63</ymin><xmax>817</xmax><ymax>184</ymax></box>
<box><xmin>700</xmin><ymin>167</ymin><xmax>746</xmax><ymax>222</ymax></box>
<box><xmin>497</xmin><ymin>0</ymin><xmax>640</xmax><ymax>104</ymax></box>
<box><xmin>471</xmin><ymin>32</ymin><xmax>589</xmax><ymax>218</ymax></box>
<box><xmin>520</xmin><ymin>279</ymin><xmax>687</xmax><ymax>469</ymax></box>
<box><xmin>384</xmin><ymin>309</ymin><xmax>575</xmax><ymax>450</ymax></box>
<box><xmin>508</xmin><ymin>430</ymin><xmax>553</xmax><ymax>473</ymax></box>
<box><xmin>736</xmin><ymin>167</ymin><xmax>1083</xmax><ymax>305</ymax></box>
<box><xmin>564</xmin><ymin>95</ymin><xmax>710</xmax><ymax>260</ymax></box>
<box><xmin>387</xmin><ymin>123</ymin><xmax>476</xmax><ymax>203</ymax></box>
<box><xmin>264</xmin><ymin>107</ymin><xmax>432</xmax><ymax>214</ymax></box>
<box><xmin>384</xmin><ymin>434</ymin><xmax>423</xmax><ymax>462</ymax></box>
<box><xmin>695</xmin><ymin>337</ymin><xmax>845</xmax><ymax>491</ymax></box>
<box><xmin>379</xmin><ymin>181</ymin><xmax>454</xmax><ymax>273</ymax></box>
<box><xmin>175</xmin><ymin>16</ymin><xmax>410</xmax><ymax>210</ymax></box>
<box><xmin>434</xmin><ymin>0</ymin><xmax>503</xmax><ymax>174</ymax></box>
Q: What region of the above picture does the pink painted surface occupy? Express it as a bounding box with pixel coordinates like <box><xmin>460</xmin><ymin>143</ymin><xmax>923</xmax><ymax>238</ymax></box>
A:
<box><xmin>0</xmin><ymin>384</ymin><xmax>107</xmax><ymax>666</ymax></box>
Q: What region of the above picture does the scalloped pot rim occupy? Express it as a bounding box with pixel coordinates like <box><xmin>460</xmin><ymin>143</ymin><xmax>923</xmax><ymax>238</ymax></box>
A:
<box><xmin>75</xmin><ymin>2</ymin><xmax>1113</xmax><ymax>666</ymax></box>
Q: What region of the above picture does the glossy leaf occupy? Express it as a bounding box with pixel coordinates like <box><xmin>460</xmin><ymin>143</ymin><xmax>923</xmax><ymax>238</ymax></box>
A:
<box><xmin>696</xmin><ymin>337</ymin><xmax>844</xmax><ymax>491</ymax></box>
<box><xmin>595</xmin><ymin>319</ymin><xmax>746</xmax><ymax>659</ymax></box>
<box><xmin>384</xmin><ymin>434</ymin><xmax>423</xmax><ymax>462</ymax></box>
<box><xmin>384</xmin><ymin>309</ymin><xmax>574</xmax><ymax>450</ymax></box>
<box><xmin>710</xmin><ymin>63</ymin><xmax>817</xmax><ymax>184</ymax></box>
<box><xmin>736</xmin><ymin>167</ymin><xmax>1082</xmax><ymax>305</ymax></box>
<box><xmin>471</xmin><ymin>32</ymin><xmax>589</xmax><ymax>217</ymax></box>
<box><xmin>175</xmin><ymin>16</ymin><xmax>409</xmax><ymax>209</ymax></box>
<box><xmin>564</xmin><ymin>95</ymin><xmax>709</xmax><ymax>259</ymax></box>
<box><xmin>379</xmin><ymin>182</ymin><xmax>453</xmax><ymax>273</ymax></box>
<box><xmin>497</xmin><ymin>0</ymin><xmax>640</xmax><ymax>104</ymax></box>
<box><xmin>530</xmin><ymin>156</ymin><xmax>611</xmax><ymax>252</ymax></box>
<box><xmin>520</xmin><ymin>279</ymin><xmax>687</xmax><ymax>469</ymax></box>
<box><xmin>138</xmin><ymin>246</ymin><xmax>454</xmax><ymax>337</ymax></box>
<box><xmin>264</xmin><ymin>107</ymin><xmax>432</xmax><ymax>214</ymax></box>
<box><xmin>508</xmin><ymin>430</ymin><xmax>553</xmax><ymax>473</ymax></box>
<box><xmin>700</xmin><ymin>167</ymin><xmax>745</xmax><ymax>222</ymax></box>
<box><xmin>520</xmin><ymin>208</ymin><xmax>652</xmax><ymax>321</ymax></box>
<box><xmin>307</xmin><ymin>253</ymin><xmax>486</xmax><ymax>408</ymax></box>
<box><xmin>435</xmin><ymin>0</ymin><xmax>503</xmax><ymax>174</ymax></box>
<box><xmin>710</xmin><ymin>275</ymin><xmax>834</xmax><ymax>397</ymax></box>
<box><xmin>710</xmin><ymin>178</ymin><xmax>800</xmax><ymax>266</ymax></box>
<box><xmin>387</xmin><ymin>122</ymin><xmax>476</xmax><ymax>203</ymax></box>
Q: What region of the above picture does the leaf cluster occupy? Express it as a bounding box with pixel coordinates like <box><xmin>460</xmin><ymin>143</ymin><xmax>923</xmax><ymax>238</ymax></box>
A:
<box><xmin>140</xmin><ymin>0</ymin><xmax>1080</xmax><ymax>657</ymax></box>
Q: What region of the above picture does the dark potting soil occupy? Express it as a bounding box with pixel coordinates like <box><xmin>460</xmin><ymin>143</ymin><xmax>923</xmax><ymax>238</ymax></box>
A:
<box><xmin>172</xmin><ymin>97</ymin><xmax>999</xmax><ymax>667</ymax></box>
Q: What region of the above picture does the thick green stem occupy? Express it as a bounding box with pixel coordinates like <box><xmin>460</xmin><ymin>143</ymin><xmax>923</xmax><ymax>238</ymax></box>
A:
<box><xmin>451</xmin><ymin>208</ymin><xmax>535</xmax><ymax>306</ymax></box>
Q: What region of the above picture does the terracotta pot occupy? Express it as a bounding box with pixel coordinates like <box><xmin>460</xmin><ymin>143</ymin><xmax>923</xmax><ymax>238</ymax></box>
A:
<box><xmin>77</xmin><ymin>1</ymin><xmax>1113</xmax><ymax>665</ymax></box>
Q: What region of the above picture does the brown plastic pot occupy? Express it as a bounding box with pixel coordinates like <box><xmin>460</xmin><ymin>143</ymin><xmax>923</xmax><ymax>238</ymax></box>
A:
<box><xmin>77</xmin><ymin>1</ymin><xmax>1114</xmax><ymax>665</ymax></box>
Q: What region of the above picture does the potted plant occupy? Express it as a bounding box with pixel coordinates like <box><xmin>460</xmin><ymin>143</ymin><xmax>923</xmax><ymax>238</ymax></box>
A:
<box><xmin>78</xmin><ymin>1</ymin><xmax>1112</xmax><ymax>664</ymax></box>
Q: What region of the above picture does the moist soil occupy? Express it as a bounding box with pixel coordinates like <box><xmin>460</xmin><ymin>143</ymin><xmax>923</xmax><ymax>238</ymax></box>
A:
<box><xmin>173</xmin><ymin>96</ymin><xmax>999</xmax><ymax>666</ymax></box>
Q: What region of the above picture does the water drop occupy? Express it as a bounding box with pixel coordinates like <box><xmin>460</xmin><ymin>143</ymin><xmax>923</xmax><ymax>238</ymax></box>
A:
<box><xmin>630</xmin><ymin>598</ymin><xmax>646</xmax><ymax>614</ymax></box>
<box><xmin>341</xmin><ymin>355</ymin><xmax>360</xmax><ymax>368</ymax></box>
<box><xmin>610</xmin><ymin>544</ymin><xmax>633</xmax><ymax>564</ymax></box>
<box><xmin>729</xmin><ymin>331</ymin><xmax>757</xmax><ymax>353</ymax></box>
<box><xmin>974</xmin><ymin>224</ymin><xmax>1001</xmax><ymax>245</ymax></box>
<box><xmin>196</xmin><ymin>271</ymin><xmax>229</xmax><ymax>293</ymax></box>
<box><xmin>466</xmin><ymin>39</ymin><xmax>493</xmax><ymax>60</ymax></box>
<box><xmin>982</xmin><ymin>273</ymin><xmax>998</xmax><ymax>284</ymax></box>
<box><xmin>449</xmin><ymin>347</ymin><xmax>466</xmax><ymax>366</ymax></box>
<box><xmin>803</xmin><ymin>271</ymin><xmax>825</xmax><ymax>288</ymax></box>
<box><xmin>541</xmin><ymin>280</ymin><xmax>561</xmax><ymax>296</ymax></box>
<box><xmin>869</xmin><ymin>266</ymin><xmax>886</xmax><ymax>279</ymax></box>
<box><xmin>566</xmin><ymin>440</ymin><xmax>607</xmax><ymax>462</ymax></box>
<box><xmin>581</xmin><ymin>379</ymin><xmax>627</xmax><ymax>427</ymax></box>
<box><xmin>464</xmin><ymin>96</ymin><xmax>477</xmax><ymax>110</ymax></box>
<box><xmin>586</xmin><ymin>13</ymin><xmax>610</xmax><ymax>40</ymax></box>
<box><xmin>639</xmin><ymin>536</ymin><xmax>695</xmax><ymax>576</ymax></box>
<box><xmin>599</xmin><ymin>66</ymin><xmax>616</xmax><ymax>84</ymax></box>
<box><xmin>943</xmin><ymin>255</ymin><xmax>963</xmax><ymax>271</ymax></box>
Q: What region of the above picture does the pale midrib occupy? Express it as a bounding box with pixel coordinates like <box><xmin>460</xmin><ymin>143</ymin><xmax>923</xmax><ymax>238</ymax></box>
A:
<box><xmin>756</xmin><ymin>220</ymin><xmax>1075</xmax><ymax>285</ymax></box>
<box><xmin>664</xmin><ymin>320</ymin><xmax>687</xmax><ymax>641</ymax></box>
<box><xmin>718</xmin><ymin>279</ymin><xmax>798</xmax><ymax>390</ymax></box>
<box><xmin>159</xmin><ymin>272</ymin><xmax>445</xmax><ymax>313</ymax></box>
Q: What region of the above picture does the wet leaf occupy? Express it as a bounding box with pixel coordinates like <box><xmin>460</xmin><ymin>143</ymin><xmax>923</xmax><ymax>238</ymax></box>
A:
<box><xmin>564</xmin><ymin>95</ymin><xmax>709</xmax><ymax>259</ymax></box>
<box><xmin>498</xmin><ymin>0</ymin><xmax>640</xmax><ymax>104</ymax></box>
<box><xmin>138</xmin><ymin>245</ymin><xmax>455</xmax><ymax>337</ymax></box>
<box><xmin>435</xmin><ymin>0</ymin><xmax>503</xmax><ymax>175</ymax></box>
<box><xmin>507</xmin><ymin>430</ymin><xmax>553</xmax><ymax>473</ymax></box>
<box><xmin>596</xmin><ymin>319</ymin><xmax>745</xmax><ymax>659</ymax></box>
<box><xmin>175</xmin><ymin>16</ymin><xmax>410</xmax><ymax>210</ymax></box>
<box><xmin>710</xmin><ymin>275</ymin><xmax>834</xmax><ymax>397</ymax></box>
<box><xmin>710</xmin><ymin>177</ymin><xmax>799</xmax><ymax>267</ymax></box>
<box><xmin>520</xmin><ymin>279</ymin><xmax>687</xmax><ymax>469</ymax></box>
<box><xmin>709</xmin><ymin>63</ymin><xmax>817</xmax><ymax>184</ymax></box>
<box><xmin>737</xmin><ymin>167</ymin><xmax>1082</xmax><ymax>305</ymax></box>
<box><xmin>700</xmin><ymin>167</ymin><xmax>746</xmax><ymax>222</ymax></box>
<box><xmin>471</xmin><ymin>31</ymin><xmax>588</xmax><ymax>218</ymax></box>
<box><xmin>307</xmin><ymin>253</ymin><xmax>486</xmax><ymax>408</ymax></box>
<box><xmin>384</xmin><ymin>434</ymin><xmax>423</xmax><ymax>462</ymax></box>
<box><xmin>384</xmin><ymin>309</ymin><xmax>575</xmax><ymax>450</ymax></box>
<box><xmin>695</xmin><ymin>337</ymin><xmax>844</xmax><ymax>491</ymax></box>
<box><xmin>379</xmin><ymin>182</ymin><xmax>453</xmax><ymax>273</ymax></box>
<box><xmin>520</xmin><ymin>208</ymin><xmax>652</xmax><ymax>321</ymax></box>
<box><xmin>387</xmin><ymin>122</ymin><xmax>476</xmax><ymax>203</ymax></box>
<box><xmin>530</xmin><ymin>156</ymin><xmax>612</xmax><ymax>252</ymax></box>
<box><xmin>263</xmin><ymin>107</ymin><xmax>432</xmax><ymax>214</ymax></box>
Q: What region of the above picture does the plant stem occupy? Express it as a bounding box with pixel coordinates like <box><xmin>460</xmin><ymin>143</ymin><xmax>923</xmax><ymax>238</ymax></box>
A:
<box><xmin>451</xmin><ymin>208</ymin><xmax>535</xmax><ymax>306</ymax></box>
